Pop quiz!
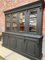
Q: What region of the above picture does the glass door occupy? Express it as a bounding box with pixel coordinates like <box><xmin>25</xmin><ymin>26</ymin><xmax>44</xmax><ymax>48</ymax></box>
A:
<box><xmin>5</xmin><ymin>14</ymin><xmax>11</xmax><ymax>32</ymax></box>
<box><xmin>12</xmin><ymin>13</ymin><xmax>17</xmax><ymax>32</ymax></box>
<box><xmin>28</xmin><ymin>9</ymin><xmax>38</xmax><ymax>34</ymax></box>
<box><xmin>19</xmin><ymin>11</ymin><xmax>25</xmax><ymax>32</ymax></box>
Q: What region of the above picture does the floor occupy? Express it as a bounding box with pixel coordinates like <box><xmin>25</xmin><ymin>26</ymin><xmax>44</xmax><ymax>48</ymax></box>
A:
<box><xmin>0</xmin><ymin>36</ymin><xmax>45</xmax><ymax>60</ymax></box>
<box><xmin>0</xmin><ymin>42</ymin><xmax>30</xmax><ymax>60</ymax></box>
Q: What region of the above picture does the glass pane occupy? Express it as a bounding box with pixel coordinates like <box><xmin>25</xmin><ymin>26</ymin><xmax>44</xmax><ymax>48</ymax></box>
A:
<box><xmin>12</xmin><ymin>13</ymin><xmax>17</xmax><ymax>32</ymax></box>
<box><xmin>30</xmin><ymin>10</ymin><xmax>37</xmax><ymax>18</ymax></box>
<box><xmin>19</xmin><ymin>12</ymin><xmax>25</xmax><ymax>32</ymax></box>
<box><xmin>6</xmin><ymin>22</ymin><xmax>10</xmax><ymax>30</ymax></box>
<box><xmin>29</xmin><ymin>10</ymin><xmax>37</xmax><ymax>32</ymax></box>
<box><xmin>7</xmin><ymin>22</ymin><xmax>10</xmax><ymax>27</ymax></box>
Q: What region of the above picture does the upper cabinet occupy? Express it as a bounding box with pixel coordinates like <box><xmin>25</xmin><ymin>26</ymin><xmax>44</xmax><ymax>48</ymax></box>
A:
<box><xmin>5</xmin><ymin>2</ymin><xmax>42</xmax><ymax>35</ymax></box>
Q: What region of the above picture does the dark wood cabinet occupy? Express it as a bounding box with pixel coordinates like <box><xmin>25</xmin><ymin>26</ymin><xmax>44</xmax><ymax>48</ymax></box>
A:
<box><xmin>3</xmin><ymin>1</ymin><xmax>43</xmax><ymax>60</ymax></box>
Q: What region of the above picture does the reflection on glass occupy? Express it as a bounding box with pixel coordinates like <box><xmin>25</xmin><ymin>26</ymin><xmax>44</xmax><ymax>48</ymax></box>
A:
<box><xmin>29</xmin><ymin>10</ymin><xmax>37</xmax><ymax>32</ymax></box>
<box><xmin>12</xmin><ymin>13</ymin><xmax>17</xmax><ymax>17</ymax></box>
<box><xmin>12</xmin><ymin>13</ymin><xmax>17</xmax><ymax>32</ymax></box>
<box><xmin>6</xmin><ymin>22</ymin><xmax>10</xmax><ymax>30</ymax></box>
<box><xmin>19</xmin><ymin>12</ymin><xmax>25</xmax><ymax>32</ymax></box>
<box><xmin>7</xmin><ymin>22</ymin><xmax>10</xmax><ymax>27</ymax></box>
<box><xmin>13</xmin><ymin>22</ymin><xmax>17</xmax><ymax>27</ymax></box>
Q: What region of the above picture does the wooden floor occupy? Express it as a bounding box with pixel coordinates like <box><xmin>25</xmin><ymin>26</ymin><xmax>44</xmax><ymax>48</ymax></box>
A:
<box><xmin>0</xmin><ymin>56</ymin><xmax>5</xmax><ymax>60</ymax></box>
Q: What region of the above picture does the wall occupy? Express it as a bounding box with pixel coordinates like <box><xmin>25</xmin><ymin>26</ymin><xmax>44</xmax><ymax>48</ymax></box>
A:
<box><xmin>0</xmin><ymin>11</ymin><xmax>5</xmax><ymax>32</ymax></box>
<box><xmin>4</xmin><ymin>0</ymin><xmax>38</xmax><ymax>11</ymax></box>
<box><xmin>43</xmin><ymin>4</ymin><xmax>45</xmax><ymax>35</ymax></box>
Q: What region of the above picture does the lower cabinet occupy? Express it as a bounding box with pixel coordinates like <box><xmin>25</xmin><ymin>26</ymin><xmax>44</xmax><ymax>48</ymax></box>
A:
<box><xmin>3</xmin><ymin>32</ymin><xmax>43</xmax><ymax>60</ymax></box>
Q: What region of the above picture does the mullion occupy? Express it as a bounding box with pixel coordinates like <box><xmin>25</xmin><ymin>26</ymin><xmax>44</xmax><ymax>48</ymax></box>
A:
<box><xmin>16</xmin><ymin>13</ymin><xmax>19</xmax><ymax>32</ymax></box>
<box><xmin>9</xmin><ymin>14</ymin><xmax>13</xmax><ymax>32</ymax></box>
<box><xmin>25</xmin><ymin>10</ymin><xmax>29</xmax><ymax>32</ymax></box>
<box><xmin>24</xmin><ymin>11</ymin><xmax>27</xmax><ymax>32</ymax></box>
<box><xmin>28</xmin><ymin>10</ymin><xmax>31</xmax><ymax>32</ymax></box>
